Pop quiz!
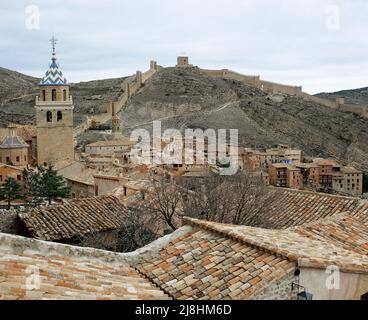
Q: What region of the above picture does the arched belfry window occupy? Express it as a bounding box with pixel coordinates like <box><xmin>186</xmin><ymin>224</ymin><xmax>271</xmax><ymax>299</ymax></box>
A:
<box><xmin>63</xmin><ymin>89</ymin><xmax>67</xmax><ymax>101</ymax></box>
<box><xmin>47</xmin><ymin>111</ymin><xmax>52</xmax><ymax>122</ymax></box>
<box><xmin>57</xmin><ymin>111</ymin><xmax>63</xmax><ymax>122</ymax></box>
<box><xmin>52</xmin><ymin>89</ymin><xmax>57</xmax><ymax>101</ymax></box>
<box><xmin>42</xmin><ymin>90</ymin><xmax>46</xmax><ymax>101</ymax></box>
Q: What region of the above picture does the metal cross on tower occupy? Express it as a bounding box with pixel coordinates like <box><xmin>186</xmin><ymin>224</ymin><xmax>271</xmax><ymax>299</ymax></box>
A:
<box><xmin>50</xmin><ymin>35</ymin><xmax>58</xmax><ymax>62</ymax></box>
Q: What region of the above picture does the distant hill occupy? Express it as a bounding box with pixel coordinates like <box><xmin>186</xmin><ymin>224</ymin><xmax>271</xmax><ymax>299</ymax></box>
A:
<box><xmin>316</xmin><ymin>87</ymin><xmax>368</xmax><ymax>106</ymax></box>
<box><xmin>0</xmin><ymin>67</ymin><xmax>39</xmax><ymax>102</ymax></box>
<box><xmin>0</xmin><ymin>67</ymin><xmax>126</xmax><ymax>127</ymax></box>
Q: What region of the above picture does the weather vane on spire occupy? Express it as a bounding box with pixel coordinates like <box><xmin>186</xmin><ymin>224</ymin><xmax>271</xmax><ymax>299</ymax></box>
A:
<box><xmin>50</xmin><ymin>35</ymin><xmax>58</xmax><ymax>62</ymax></box>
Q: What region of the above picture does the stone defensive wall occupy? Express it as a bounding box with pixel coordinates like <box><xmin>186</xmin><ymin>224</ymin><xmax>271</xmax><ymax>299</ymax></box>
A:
<box><xmin>201</xmin><ymin>67</ymin><xmax>367</xmax><ymax>119</ymax></box>
<box><xmin>259</xmin><ymin>80</ymin><xmax>302</xmax><ymax>96</ymax></box>
<box><xmin>73</xmin><ymin>58</ymin><xmax>368</xmax><ymax>137</ymax></box>
<box><xmin>200</xmin><ymin>68</ymin><xmax>260</xmax><ymax>87</ymax></box>
<box><xmin>74</xmin><ymin>60</ymin><xmax>161</xmax><ymax>135</ymax></box>
<box><xmin>301</xmin><ymin>93</ymin><xmax>368</xmax><ymax>118</ymax></box>
<box><xmin>200</xmin><ymin>68</ymin><xmax>302</xmax><ymax>96</ymax></box>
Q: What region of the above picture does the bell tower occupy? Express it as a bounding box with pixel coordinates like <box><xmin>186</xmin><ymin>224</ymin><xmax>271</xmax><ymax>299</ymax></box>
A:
<box><xmin>35</xmin><ymin>36</ymin><xmax>74</xmax><ymax>166</ymax></box>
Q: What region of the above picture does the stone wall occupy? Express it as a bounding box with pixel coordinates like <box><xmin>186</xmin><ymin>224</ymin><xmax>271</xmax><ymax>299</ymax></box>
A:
<box><xmin>260</xmin><ymin>80</ymin><xmax>302</xmax><ymax>96</ymax></box>
<box><xmin>201</xmin><ymin>68</ymin><xmax>260</xmax><ymax>87</ymax></box>
<box><xmin>253</xmin><ymin>271</ymin><xmax>297</xmax><ymax>300</ymax></box>
<box><xmin>80</xmin><ymin>60</ymin><xmax>160</xmax><ymax>132</ymax></box>
<box><xmin>201</xmin><ymin>66</ymin><xmax>368</xmax><ymax>118</ymax></box>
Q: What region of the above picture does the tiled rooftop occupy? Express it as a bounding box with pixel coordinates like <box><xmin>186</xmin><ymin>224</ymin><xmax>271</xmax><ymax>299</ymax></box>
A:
<box><xmin>137</xmin><ymin>226</ymin><xmax>296</xmax><ymax>300</ymax></box>
<box><xmin>0</xmin><ymin>233</ymin><xmax>169</xmax><ymax>300</ymax></box>
<box><xmin>1</xmin><ymin>210</ymin><xmax>367</xmax><ymax>300</ymax></box>
<box><xmin>182</xmin><ymin>217</ymin><xmax>368</xmax><ymax>273</ymax></box>
<box><xmin>136</xmin><ymin>214</ymin><xmax>368</xmax><ymax>299</ymax></box>
<box><xmin>246</xmin><ymin>187</ymin><xmax>368</xmax><ymax>229</ymax></box>
<box><xmin>291</xmin><ymin>213</ymin><xmax>368</xmax><ymax>256</ymax></box>
<box><xmin>18</xmin><ymin>196</ymin><xmax>127</xmax><ymax>241</ymax></box>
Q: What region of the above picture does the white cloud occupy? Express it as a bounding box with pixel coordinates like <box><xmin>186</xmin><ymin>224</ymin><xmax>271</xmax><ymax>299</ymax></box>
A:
<box><xmin>0</xmin><ymin>0</ymin><xmax>367</xmax><ymax>93</ymax></box>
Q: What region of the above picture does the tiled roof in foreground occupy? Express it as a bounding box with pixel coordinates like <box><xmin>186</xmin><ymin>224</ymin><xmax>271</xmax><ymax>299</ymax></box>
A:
<box><xmin>137</xmin><ymin>215</ymin><xmax>368</xmax><ymax>300</ymax></box>
<box><xmin>137</xmin><ymin>226</ymin><xmax>296</xmax><ymax>300</ymax></box>
<box><xmin>1</xmin><ymin>212</ymin><xmax>367</xmax><ymax>300</ymax></box>
<box><xmin>18</xmin><ymin>196</ymin><xmax>126</xmax><ymax>241</ymax></box>
<box><xmin>0</xmin><ymin>233</ymin><xmax>170</xmax><ymax>300</ymax></box>
<box><xmin>247</xmin><ymin>187</ymin><xmax>368</xmax><ymax>229</ymax></box>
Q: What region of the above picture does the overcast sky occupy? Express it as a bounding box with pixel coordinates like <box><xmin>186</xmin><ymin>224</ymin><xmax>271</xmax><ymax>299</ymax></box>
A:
<box><xmin>1</xmin><ymin>0</ymin><xmax>367</xmax><ymax>94</ymax></box>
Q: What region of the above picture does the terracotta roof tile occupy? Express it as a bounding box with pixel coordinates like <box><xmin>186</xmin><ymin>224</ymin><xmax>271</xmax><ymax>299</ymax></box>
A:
<box><xmin>247</xmin><ymin>188</ymin><xmax>368</xmax><ymax>229</ymax></box>
<box><xmin>183</xmin><ymin>217</ymin><xmax>368</xmax><ymax>274</ymax></box>
<box><xmin>18</xmin><ymin>196</ymin><xmax>127</xmax><ymax>241</ymax></box>
<box><xmin>137</xmin><ymin>227</ymin><xmax>296</xmax><ymax>300</ymax></box>
<box><xmin>0</xmin><ymin>233</ymin><xmax>170</xmax><ymax>300</ymax></box>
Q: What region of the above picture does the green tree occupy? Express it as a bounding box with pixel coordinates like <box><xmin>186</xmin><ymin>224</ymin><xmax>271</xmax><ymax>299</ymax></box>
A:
<box><xmin>22</xmin><ymin>166</ymin><xmax>43</xmax><ymax>207</ymax></box>
<box><xmin>0</xmin><ymin>177</ymin><xmax>21</xmax><ymax>210</ymax></box>
<box><xmin>40</xmin><ymin>166</ymin><xmax>71</xmax><ymax>205</ymax></box>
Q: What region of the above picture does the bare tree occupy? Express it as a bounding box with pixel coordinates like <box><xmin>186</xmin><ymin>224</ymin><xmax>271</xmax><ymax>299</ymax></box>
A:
<box><xmin>180</xmin><ymin>170</ymin><xmax>270</xmax><ymax>227</ymax></box>
<box><xmin>144</xmin><ymin>175</ymin><xmax>183</xmax><ymax>232</ymax></box>
<box><xmin>116</xmin><ymin>205</ymin><xmax>158</xmax><ymax>252</ymax></box>
<box><xmin>75</xmin><ymin>204</ymin><xmax>159</xmax><ymax>253</ymax></box>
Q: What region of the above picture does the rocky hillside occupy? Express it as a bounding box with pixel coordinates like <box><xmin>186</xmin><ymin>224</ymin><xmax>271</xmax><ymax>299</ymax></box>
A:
<box><xmin>121</xmin><ymin>67</ymin><xmax>368</xmax><ymax>172</ymax></box>
<box><xmin>0</xmin><ymin>68</ymin><xmax>126</xmax><ymax>127</ymax></box>
<box><xmin>316</xmin><ymin>87</ymin><xmax>368</xmax><ymax>106</ymax></box>
<box><xmin>0</xmin><ymin>67</ymin><xmax>39</xmax><ymax>102</ymax></box>
<box><xmin>2</xmin><ymin>66</ymin><xmax>368</xmax><ymax>172</ymax></box>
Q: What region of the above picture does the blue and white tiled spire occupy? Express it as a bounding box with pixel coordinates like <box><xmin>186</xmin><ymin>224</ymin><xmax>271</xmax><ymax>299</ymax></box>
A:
<box><xmin>39</xmin><ymin>36</ymin><xmax>68</xmax><ymax>86</ymax></box>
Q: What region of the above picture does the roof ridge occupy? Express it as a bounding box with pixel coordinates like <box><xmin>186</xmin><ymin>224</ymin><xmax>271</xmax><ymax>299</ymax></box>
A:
<box><xmin>268</xmin><ymin>186</ymin><xmax>361</xmax><ymax>201</ymax></box>
<box><xmin>182</xmin><ymin>217</ymin><xmax>368</xmax><ymax>274</ymax></box>
<box><xmin>183</xmin><ymin>216</ymin><xmax>293</xmax><ymax>259</ymax></box>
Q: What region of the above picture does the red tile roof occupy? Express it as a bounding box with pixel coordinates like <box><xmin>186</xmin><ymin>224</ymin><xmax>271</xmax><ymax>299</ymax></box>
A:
<box><xmin>18</xmin><ymin>196</ymin><xmax>127</xmax><ymax>241</ymax></box>
<box><xmin>136</xmin><ymin>214</ymin><xmax>368</xmax><ymax>300</ymax></box>
<box><xmin>246</xmin><ymin>188</ymin><xmax>368</xmax><ymax>229</ymax></box>
<box><xmin>0</xmin><ymin>233</ymin><xmax>169</xmax><ymax>300</ymax></box>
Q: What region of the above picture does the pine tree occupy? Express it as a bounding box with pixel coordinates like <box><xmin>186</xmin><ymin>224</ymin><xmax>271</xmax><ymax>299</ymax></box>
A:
<box><xmin>23</xmin><ymin>166</ymin><xmax>43</xmax><ymax>207</ymax></box>
<box><xmin>40</xmin><ymin>166</ymin><xmax>71</xmax><ymax>205</ymax></box>
<box><xmin>0</xmin><ymin>177</ymin><xmax>21</xmax><ymax>210</ymax></box>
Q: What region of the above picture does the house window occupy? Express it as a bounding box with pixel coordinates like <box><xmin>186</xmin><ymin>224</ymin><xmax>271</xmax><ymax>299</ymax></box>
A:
<box><xmin>57</xmin><ymin>111</ymin><xmax>63</xmax><ymax>122</ymax></box>
<box><xmin>6</xmin><ymin>157</ymin><xmax>10</xmax><ymax>163</ymax></box>
<box><xmin>42</xmin><ymin>90</ymin><xmax>46</xmax><ymax>101</ymax></box>
<box><xmin>16</xmin><ymin>156</ymin><xmax>20</xmax><ymax>162</ymax></box>
<box><xmin>52</xmin><ymin>89</ymin><xmax>57</xmax><ymax>101</ymax></box>
<box><xmin>63</xmin><ymin>89</ymin><xmax>67</xmax><ymax>101</ymax></box>
<box><xmin>47</xmin><ymin>111</ymin><xmax>52</xmax><ymax>122</ymax></box>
